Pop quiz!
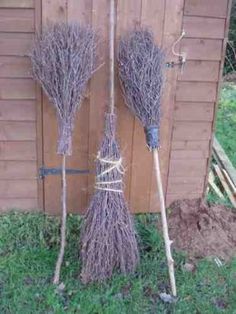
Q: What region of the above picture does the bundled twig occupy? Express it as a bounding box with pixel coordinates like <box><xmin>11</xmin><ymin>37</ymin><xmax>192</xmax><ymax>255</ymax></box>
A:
<box><xmin>118</xmin><ymin>29</ymin><xmax>177</xmax><ymax>296</ymax></box>
<box><xmin>80</xmin><ymin>0</ymin><xmax>139</xmax><ymax>284</ymax></box>
<box><xmin>30</xmin><ymin>23</ymin><xmax>98</xmax><ymax>284</ymax></box>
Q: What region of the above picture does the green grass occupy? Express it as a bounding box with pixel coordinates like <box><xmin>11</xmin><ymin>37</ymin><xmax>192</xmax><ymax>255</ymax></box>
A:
<box><xmin>0</xmin><ymin>212</ymin><xmax>236</xmax><ymax>313</ymax></box>
<box><xmin>207</xmin><ymin>83</ymin><xmax>236</xmax><ymax>205</ymax></box>
<box><xmin>216</xmin><ymin>83</ymin><xmax>236</xmax><ymax>168</ymax></box>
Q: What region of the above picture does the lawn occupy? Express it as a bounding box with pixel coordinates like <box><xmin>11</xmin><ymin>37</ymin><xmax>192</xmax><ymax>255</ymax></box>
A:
<box><xmin>207</xmin><ymin>82</ymin><xmax>236</xmax><ymax>206</ymax></box>
<box><xmin>0</xmin><ymin>84</ymin><xmax>236</xmax><ymax>313</ymax></box>
<box><xmin>0</xmin><ymin>212</ymin><xmax>236</xmax><ymax>314</ymax></box>
<box><xmin>216</xmin><ymin>82</ymin><xmax>236</xmax><ymax>167</ymax></box>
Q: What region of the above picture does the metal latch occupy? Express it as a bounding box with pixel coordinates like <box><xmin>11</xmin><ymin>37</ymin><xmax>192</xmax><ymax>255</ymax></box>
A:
<box><xmin>39</xmin><ymin>166</ymin><xmax>89</xmax><ymax>179</ymax></box>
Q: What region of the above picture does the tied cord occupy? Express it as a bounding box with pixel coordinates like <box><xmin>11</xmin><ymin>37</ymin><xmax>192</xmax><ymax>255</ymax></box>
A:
<box><xmin>95</xmin><ymin>151</ymin><xmax>125</xmax><ymax>193</ymax></box>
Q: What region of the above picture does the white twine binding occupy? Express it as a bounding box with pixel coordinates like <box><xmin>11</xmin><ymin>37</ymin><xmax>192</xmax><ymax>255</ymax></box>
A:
<box><xmin>95</xmin><ymin>151</ymin><xmax>125</xmax><ymax>193</ymax></box>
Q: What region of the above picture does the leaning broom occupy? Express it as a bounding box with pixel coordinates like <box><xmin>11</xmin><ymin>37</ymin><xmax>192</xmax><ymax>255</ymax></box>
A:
<box><xmin>30</xmin><ymin>23</ymin><xmax>97</xmax><ymax>284</ymax></box>
<box><xmin>118</xmin><ymin>29</ymin><xmax>177</xmax><ymax>296</ymax></box>
<box><xmin>80</xmin><ymin>0</ymin><xmax>139</xmax><ymax>283</ymax></box>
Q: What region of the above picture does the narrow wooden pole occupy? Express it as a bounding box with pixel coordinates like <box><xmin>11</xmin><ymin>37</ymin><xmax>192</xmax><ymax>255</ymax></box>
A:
<box><xmin>109</xmin><ymin>0</ymin><xmax>115</xmax><ymax>114</ymax></box>
<box><xmin>153</xmin><ymin>148</ymin><xmax>177</xmax><ymax>296</ymax></box>
<box><xmin>53</xmin><ymin>154</ymin><xmax>67</xmax><ymax>285</ymax></box>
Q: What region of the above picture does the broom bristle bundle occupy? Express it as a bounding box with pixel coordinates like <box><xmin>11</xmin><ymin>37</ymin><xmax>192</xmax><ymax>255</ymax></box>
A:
<box><xmin>30</xmin><ymin>23</ymin><xmax>98</xmax><ymax>155</ymax></box>
<box><xmin>80</xmin><ymin>114</ymin><xmax>139</xmax><ymax>283</ymax></box>
<box><xmin>118</xmin><ymin>29</ymin><xmax>165</xmax><ymax>148</ymax></box>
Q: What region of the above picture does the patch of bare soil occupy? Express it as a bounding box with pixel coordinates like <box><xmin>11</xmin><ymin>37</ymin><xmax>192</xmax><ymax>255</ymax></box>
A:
<box><xmin>168</xmin><ymin>199</ymin><xmax>236</xmax><ymax>261</ymax></box>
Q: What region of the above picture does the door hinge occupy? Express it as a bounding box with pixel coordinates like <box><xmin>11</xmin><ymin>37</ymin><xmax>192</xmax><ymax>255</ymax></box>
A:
<box><xmin>39</xmin><ymin>166</ymin><xmax>89</xmax><ymax>179</ymax></box>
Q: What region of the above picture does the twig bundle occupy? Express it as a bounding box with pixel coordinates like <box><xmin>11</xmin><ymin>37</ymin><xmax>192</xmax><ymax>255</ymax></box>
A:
<box><xmin>30</xmin><ymin>23</ymin><xmax>98</xmax><ymax>155</ymax></box>
<box><xmin>118</xmin><ymin>29</ymin><xmax>165</xmax><ymax>148</ymax></box>
<box><xmin>80</xmin><ymin>113</ymin><xmax>139</xmax><ymax>283</ymax></box>
<box><xmin>30</xmin><ymin>23</ymin><xmax>97</xmax><ymax>284</ymax></box>
<box><xmin>80</xmin><ymin>0</ymin><xmax>139</xmax><ymax>284</ymax></box>
<box><xmin>118</xmin><ymin>29</ymin><xmax>177</xmax><ymax>296</ymax></box>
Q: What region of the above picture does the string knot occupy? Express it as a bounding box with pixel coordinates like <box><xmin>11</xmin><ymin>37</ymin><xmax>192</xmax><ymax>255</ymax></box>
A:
<box><xmin>95</xmin><ymin>151</ymin><xmax>125</xmax><ymax>193</ymax></box>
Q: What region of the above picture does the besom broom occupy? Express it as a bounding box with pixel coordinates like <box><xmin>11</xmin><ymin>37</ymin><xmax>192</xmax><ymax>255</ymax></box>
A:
<box><xmin>118</xmin><ymin>29</ymin><xmax>177</xmax><ymax>296</ymax></box>
<box><xmin>80</xmin><ymin>0</ymin><xmax>139</xmax><ymax>283</ymax></box>
<box><xmin>30</xmin><ymin>23</ymin><xmax>98</xmax><ymax>284</ymax></box>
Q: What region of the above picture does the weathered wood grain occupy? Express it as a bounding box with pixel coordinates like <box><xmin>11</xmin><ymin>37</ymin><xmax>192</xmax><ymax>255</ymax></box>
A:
<box><xmin>0</xmin><ymin>8</ymin><xmax>34</xmax><ymax>32</ymax></box>
<box><xmin>172</xmin><ymin>121</ymin><xmax>212</xmax><ymax>140</ymax></box>
<box><xmin>0</xmin><ymin>198</ymin><xmax>38</xmax><ymax>211</ymax></box>
<box><xmin>184</xmin><ymin>0</ymin><xmax>228</xmax><ymax>18</ymax></box>
<box><xmin>0</xmin><ymin>0</ymin><xmax>34</xmax><ymax>8</ymax></box>
<box><xmin>174</xmin><ymin>102</ymin><xmax>214</xmax><ymax>121</ymax></box>
<box><xmin>171</xmin><ymin>140</ymin><xmax>210</xmax><ymax>152</ymax></box>
<box><xmin>181</xmin><ymin>38</ymin><xmax>222</xmax><ymax>61</ymax></box>
<box><xmin>0</xmin><ymin>100</ymin><xmax>35</xmax><ymax>121</ymax></box>
<box><xmin>0</xmin><ymin>179</ymin><xmax>37</xmax><ymax>198</ymax></box>
<box><xmin>0</xmin><ymin>121</ymin><xmax>36</xmax><ymax>141</ymax></box>
<box><xmin>0</xmin><ymin>33</ymin><xmax>33</xmax><ymax>56</ymax></box>
<box><xmin>0</xmin><ymin>141</ymin><xmax>36</xmax><ymax>160</ymax></box>
<box><xmin>183</xmin><ymin>16</ymin><xmax>225</xmax><ymax>39</ymax></box>
<box><xmin>178</xmin><ymin>61</ymin><xmax>220</xmax><ymax>82</ymax></box>
<box><xmin>0</xmin><ymin>160</ymin><xmax>36</xmax><ymax>179</ymax></box>
<box><xmin>176</xmin><ymin>82</ymin><xmax>218</xmax><ymax>102</ymax></box>
<box><xmin>169</xmin><ymin>158</ymin><xmax>208</xmax><ymax>176</ymax></box>
<box><xmin>0</xmin><ymin>78</ymin><xmax>35</xmax><ymax>100</ymax></box>
<box><xmin>0</xmin><ymin>56</ymin><xmax>32</xmax><ymax>78</ymax></box>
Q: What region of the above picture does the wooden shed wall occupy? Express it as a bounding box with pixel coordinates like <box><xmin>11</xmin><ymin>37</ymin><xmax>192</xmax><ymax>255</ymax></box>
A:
<box><xmin>166</xmin><ymin>0</ymin><xmax>232</xmax><ymax>205</ymax></box>
<box><xmin>0</xmin><ymin>0</ymin><xmax>231</xmax><ymax>214</ymax></box>
<box><xmin>0</xmin><ymin>0</ymin><xmax>38</xmax><ymax>211</ymax></box>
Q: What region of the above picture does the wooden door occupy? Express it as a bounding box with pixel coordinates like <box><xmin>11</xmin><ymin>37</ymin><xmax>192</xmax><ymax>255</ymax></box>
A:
<box><xmin>40</xmin><ymin>0</ymin><xmax>184</xmax><ymax>214</ymax></box>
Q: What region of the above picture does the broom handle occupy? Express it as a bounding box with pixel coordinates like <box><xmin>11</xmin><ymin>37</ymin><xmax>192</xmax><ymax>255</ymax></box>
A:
<box><xmin>109</xmin><ymin>0</ymin><xmax>115</xmax><ymax>114</ymax></box>
<box><xmin>153</xmin><ymin>148</ymin><xmax>177</xmax><ymax>296</ymax></box>
<box><xmin>53</xmin><ymin>154</ymin><xmax>67</xmax><ymax>284</ymax></box>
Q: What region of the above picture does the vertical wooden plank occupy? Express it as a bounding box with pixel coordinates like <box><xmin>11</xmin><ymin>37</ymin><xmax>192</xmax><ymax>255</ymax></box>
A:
<box><xmin>42</xmin><ymin>0</ymin><xmax>67</xmax><ymax>214</ymax></box>
<box><xmin>129</xmin><ymin>0</ymin><xmax>165</xmax><ymax>213</ymax></box>
<box><xmin>203</xmin><ymin>0</ymin><xmax>232</xmax><ymax>197</ymax></box>
<box><xmin>87</xmin><ymin>0</ymin><xmax>109</xmax><ymax>203</ymax></box>
<box><xmin>116</xmin><ymin>0</ymin><xmax>142</xmax><ymax>209</ymax></box>
<box><xmin>35</xmin><ymin>0</ymin><xmax>43</xmax><ymax>210</ymax></box>
<box><xmin>66</xmin><ymin>0</ymin><xmax>92</xmax><ymax>213</ymax></box>
<box><xmin>150</xmin><ymin>0</ymin><xmax>184</xmax><ymax>212</ymax></box>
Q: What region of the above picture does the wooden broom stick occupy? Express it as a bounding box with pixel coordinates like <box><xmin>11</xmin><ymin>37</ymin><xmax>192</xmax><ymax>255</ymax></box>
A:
<box><xmin>153</xmin><ymin>149</ymin><xmax>177</xmax><ymax>296</ymax></box>
<box><xmin>53</xmin><ymin>154</ymin><xmax>67</xmax><ymax>284</ymax></box>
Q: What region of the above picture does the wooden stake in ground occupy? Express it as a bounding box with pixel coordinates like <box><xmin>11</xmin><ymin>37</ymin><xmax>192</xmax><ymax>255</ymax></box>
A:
<box><xmin>118</xmin><ymin>29</ymin><xmax>177</xmax><ymax>296</ymax></box>
<box><xmin>80</xmin><ymin>0</ymin><xmax>139</xmax><ymax>284</ymax></box>
<box><xmin>30</xmin><ymin>23</ymin><xmax>98</xmax><ymax>284</ymax></box>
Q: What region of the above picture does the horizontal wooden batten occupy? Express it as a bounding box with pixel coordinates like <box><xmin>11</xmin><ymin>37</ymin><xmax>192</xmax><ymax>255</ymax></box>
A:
<box><xmin>183</xmin><ymin>16</ymin><xmax>225</xmax><ymax>39</ymax></box>
<box><xmin>184</xmin><ymin>0</ymin><xmax>228</xmax><ymax>18</ymax></box>
<box><xmin>0</xmin><ymin>198</ymin><xmax>38</xmax><ymax>211</ymax></box>
<box><xmin>169</xmin><ymin>158</ymin><xmax>208</xmax><ymax>176</ymax></box>
<box><xmin>0</xmin><ymin>121</ymin><xmax>36</xmax><ymax>141</ymax></box>
<box><xmin>0</xmin><ymin>8</ymin><xmax>34</xmax><ymax>32</ymax></box>
<box><xmin>181</xmin><ymin>38</ymin><xmax>222</xmax><ymax>61</ymax></box>
<box><xmin>0</xmin><ymin>100</ymin><xmax>35</xmax><ymax>120</ymax></box>
<box><xmin>0</xmin><ymin>141</ymin><xmax>36</xmax><ymax>160</ymax></box>
<box><xmin>172</xmin><ymin>121</ymin><xmax>212</xmax><ymax>141</ymax></box>
<box><xmin>168</xmin><ymin>178</ymin><xmax>205</xmax><ymax>194</ymax></box>
<box><xmin>0</xmin><ymin>179</ymin><xmax>37</xmax><ymax>198</ymax></box>
<box><xmin>166</xmin><ymin>193</ymin><xmax>202</xmax><ymax>206</ymax></box>
<box><xmin>0</xmin><ymin>56</ymin><xmax>32</xmax><ymax>78</ymax></box>
<box><xmin>0</xmin><ymin>0</ymin><xmax>34</xmax><ymax>9</ymax></box>
<box><xmin>0</xmin><ymin>161</ymin><xmax>37</xmax><ymax>179</ymax></box>
<box><xmin>0</xmin><ymin>78</ymin><xmax>35</xmax><ymax>99</ymax></box>
<box><xmin>171</xmin><ymin>149</ymin><xmax>209</xmax><ymax>159</ymax></box>
<box><xmin>174</xmin><ymin>102</ymin><xmax>214</xmax><ymax>121</ymax></box>
<box><xmin>176</xmin><ymin>82</ymin><xmax>217</xmax><ymax>102</ymax></box>
<box><xmin>172</xmin><ymin>140</ymin><xmax>210</xmax><ymax>152</ymax></box>
<box><xmin>178</xmin><ymin>61</ymin><xmax>220</xmax><ymax>82</ymax></box>
<box><xmin>0</xmin><ymin>33</ymin><xmax>33</xmax><ymax>56</ymax></box>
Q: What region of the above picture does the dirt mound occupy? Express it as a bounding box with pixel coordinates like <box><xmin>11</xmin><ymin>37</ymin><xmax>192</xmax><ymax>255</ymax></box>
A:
<box><xmin>168</xmin><ymin>199</ymin><xmax>236</xmax><ymax>261</ymax></box>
